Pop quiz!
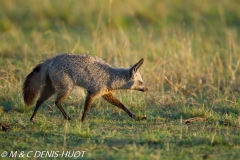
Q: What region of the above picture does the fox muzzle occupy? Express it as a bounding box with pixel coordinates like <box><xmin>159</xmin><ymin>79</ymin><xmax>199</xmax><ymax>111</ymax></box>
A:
<box><xmin>139</xmin><ymin>87</ymin><xmax>148</xmax><ymax>92</ymax></box>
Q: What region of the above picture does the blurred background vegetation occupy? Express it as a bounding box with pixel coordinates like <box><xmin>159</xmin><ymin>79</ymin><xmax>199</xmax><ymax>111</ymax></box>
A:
<box><xmin>1</xmin><ymin>0</ymin><xmax>239</xmax><ymax>96</ymax></box>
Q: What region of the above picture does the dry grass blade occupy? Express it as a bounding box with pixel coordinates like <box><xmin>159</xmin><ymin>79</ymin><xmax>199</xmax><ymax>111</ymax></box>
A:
<box><xmin>164</xmin><ymin>76</ymin><xmax>197</xmax><ymax>97</ymax></box>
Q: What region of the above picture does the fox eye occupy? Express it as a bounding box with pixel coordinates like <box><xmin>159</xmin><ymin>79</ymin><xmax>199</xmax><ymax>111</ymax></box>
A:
<box><xmin>138</xmin><ymin>81</ymin><xmax>143</xmax><ymax>85</ymax></box>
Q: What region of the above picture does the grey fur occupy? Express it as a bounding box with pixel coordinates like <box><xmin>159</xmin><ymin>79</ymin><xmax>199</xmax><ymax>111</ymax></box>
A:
<box><xmin>42</xmin><ymin>54</ymin><xmax>146</xmax><ymax>95</ymax></box>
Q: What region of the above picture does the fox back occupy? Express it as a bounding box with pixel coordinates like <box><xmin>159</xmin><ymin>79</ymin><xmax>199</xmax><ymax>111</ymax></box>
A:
<box><xmin>47</xmin><ymin>54</ymin><xmax>147</xmax><ymax>94</ymax></box>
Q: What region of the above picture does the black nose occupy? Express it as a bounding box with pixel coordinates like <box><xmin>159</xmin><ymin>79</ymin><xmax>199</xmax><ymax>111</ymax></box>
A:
<box><xmin>140</xmin><ymin>87</ymin><xmax>148</xmax><ymax>92</ymax></box>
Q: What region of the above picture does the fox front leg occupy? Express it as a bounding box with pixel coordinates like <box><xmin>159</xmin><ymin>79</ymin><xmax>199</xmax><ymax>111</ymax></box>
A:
<box><xmin>102</xmin><ymin>92</ymin><xmax>136</xmax><ymax>119</ymax></box>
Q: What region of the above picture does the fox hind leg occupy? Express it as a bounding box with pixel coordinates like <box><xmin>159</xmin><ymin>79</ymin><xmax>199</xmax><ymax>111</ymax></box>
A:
<box><xmin>102</xmin><ymin>92</ymin><xmax>136</xmax><ymax>119</ymax></box>
<box><xmin>30</xmin><ymin>77</ymin><xmax>55</xmax><ymax>121</ymax></box>
<box><xmin>50</xmin><ymin>74</ymin><xmax>74</xmax><ymax>120</ymax></box>
<box><xmin>81</xmin><ymin>92</ymin><xmax>96</xmax><ymax>122</ymax></box>
<box><xmin>55</xmin><ymin>90</ymin><xmax>72</xmax><ymax>120</ymax></box>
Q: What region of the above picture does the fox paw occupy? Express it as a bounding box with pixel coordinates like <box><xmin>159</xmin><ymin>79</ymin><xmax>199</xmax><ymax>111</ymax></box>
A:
<box><xmin>136</xmin><ymin>115</ymin><xmax>147</xmax><ymax>121</ymax></box>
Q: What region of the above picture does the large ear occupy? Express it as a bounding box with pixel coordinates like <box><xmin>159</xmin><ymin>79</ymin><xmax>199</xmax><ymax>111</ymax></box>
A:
<box><xmin>130</xmin><ymin>58</ymin><xmax>144</xmax><ymax>75</ymax></box>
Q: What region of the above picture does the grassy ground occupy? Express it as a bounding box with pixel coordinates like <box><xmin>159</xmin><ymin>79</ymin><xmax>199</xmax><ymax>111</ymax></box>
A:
<box><xmin>0</xmin><ymin>0</ymin><xmax>240</xmax><ymax>159</ymax></box>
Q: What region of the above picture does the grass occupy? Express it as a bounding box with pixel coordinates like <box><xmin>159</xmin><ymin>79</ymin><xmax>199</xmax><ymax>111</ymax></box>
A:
<box><xmin>0</xmin><ymin>0</ymin><xmax>240</xmax><ymax>159</ymax></box>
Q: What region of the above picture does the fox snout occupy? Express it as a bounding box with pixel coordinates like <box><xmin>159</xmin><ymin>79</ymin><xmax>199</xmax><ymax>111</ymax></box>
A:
<box><xmin>139</xmin><ymin>87</ymin><xmax>148</xmax><ymax>92</ymax></box>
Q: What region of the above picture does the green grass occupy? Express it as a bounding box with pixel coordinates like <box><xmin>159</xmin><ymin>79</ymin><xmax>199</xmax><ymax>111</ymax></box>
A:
<box><xmin>0</xmin><ymin>0</ymin><xmax>240</xmax><ymax>159</ymax></box>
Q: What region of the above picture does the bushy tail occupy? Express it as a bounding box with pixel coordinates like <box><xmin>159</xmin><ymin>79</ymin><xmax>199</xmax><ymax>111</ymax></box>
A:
<box><xmin>22</xmin><ymin>61</ymin><xmax>49</xmax><ymax>106</ymax></box>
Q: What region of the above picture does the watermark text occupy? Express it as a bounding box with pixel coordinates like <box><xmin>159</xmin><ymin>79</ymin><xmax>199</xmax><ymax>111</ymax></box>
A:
<box><xmin>1</xmin><ymin>150</ymin><xmax>86</xmax><ymax>158</ymax></box>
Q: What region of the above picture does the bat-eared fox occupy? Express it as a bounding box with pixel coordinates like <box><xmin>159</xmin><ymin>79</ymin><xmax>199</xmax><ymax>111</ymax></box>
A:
<box><xmin>23</xmin><ymin>54</ymin><xmax>148</xmax><ymax>122</ymax></box>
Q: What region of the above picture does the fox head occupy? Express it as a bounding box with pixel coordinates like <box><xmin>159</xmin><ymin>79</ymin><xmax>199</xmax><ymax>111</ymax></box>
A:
<box><xmin>120</xmin><ymin>58</ymin><xmax>148</xmax><ymax>92</ymax></box>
